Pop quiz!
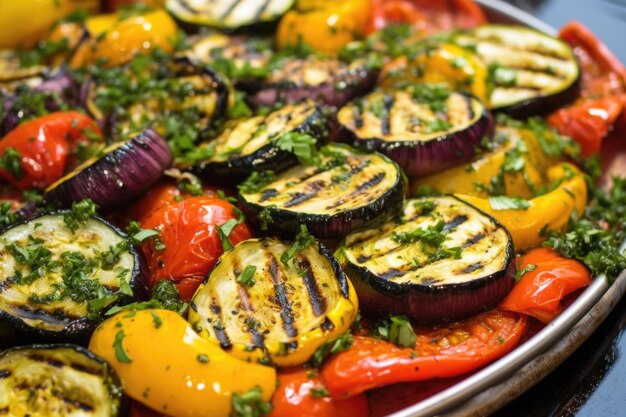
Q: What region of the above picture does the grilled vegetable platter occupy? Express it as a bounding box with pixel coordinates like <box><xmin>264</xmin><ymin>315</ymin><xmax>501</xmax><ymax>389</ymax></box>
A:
<box><xmin>1</xmin><ymin>1</ymin><xmax>625</xmax><ymax>416</ymax></box>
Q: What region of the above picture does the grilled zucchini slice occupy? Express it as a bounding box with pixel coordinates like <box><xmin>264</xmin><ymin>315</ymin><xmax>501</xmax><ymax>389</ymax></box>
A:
<box><xmin>166</xmin><ymin>0</ymin><xmax>295</xmax><ymax>29</ymax></box>
<box><xmin>0</xmin><ymin>213</ymin><xmax>144</xmax><ymax>342</ymax></box>
<box><xmin>191</xmin><ymin>100</ymin><xmax>327</xmax><ymax>183</ymax></box>
<box><xmin>337</xmin><ymin>85</ymin><xmax>494</xmax><ymax>178</ymax></box>
<box><xmin>454</xmin><ymin>24</ymin><xmax>580</xmax><ymax>116</ymax></box>
<box><xmin>0</xmin><ymin>344</ymin><xmax>125</xmax><ymax>417</ymax></box>
<box><xmin>238</xmin><ymin>144</ymin><xmax>406</xmax><ymax>238</ymax></box>
<box><xmin>336</xmin><ymin>196</ymin><xmax>515</xmax><ymax>324</ymax></box>
<box><xmin>188</xmin><ymin>237</ymin><xmax>358</xmax><ymax>366</ymax></box>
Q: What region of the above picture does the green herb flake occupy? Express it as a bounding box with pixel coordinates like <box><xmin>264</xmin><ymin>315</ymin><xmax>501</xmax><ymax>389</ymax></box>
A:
<box><xmin>275</xmin><ymin>132</ymin><xmax>319</xmax><ymax>166</ymax></box>
<box><xmin>309</xmin><ymin>386</ymin><xmax>331</xmax><ymax>398</ymax></box>
<box><xmin>230</xmin><ymin>385</ymin><xmax>272</xmax><ymax>417</ymax></box>
<box><xmin>150</xmin><ymin>311</ymin><xmax>163</xmax><ymax>329</ymax></box>
<box><xmin>237</xmin><ymin>265</ymin><xmax>257</xmax><ymax>287</ymax></box>
<box><xmin>280</xmin><ymin>225</ymin><xmax>316</xmax><ymax>265</ymax></box>
<box><xmin>488</xmin><ymin>196</ymin><xmax>531</xmax><ymax>211</ymax></box>
<box><xmin>238</xmin><ymin>171</ymin><xmax>276</xmax><ymax>194</ymax></box>
<box><xmin>197</xmin><ymin>354</ymin><xmax>209</xmax><ymax>364</ymax></box>
<box><xmin>514</xmin><ymin>264</ymin><xmax>537</xmax><ymax>282</ymax></box>
<box><xmin>218</xmin><ymin>219</ymin><xmax>239</xmax><ymax>251</ymax></box>
<box><xmin>0</xmin><ymin>148</ymin><xmax>24</xmax><ymax>180</ymax></box>
<box><xmin>113</xmin><ymin>330</ymin><xmax>132</xmax><ymax>363</ymax></box>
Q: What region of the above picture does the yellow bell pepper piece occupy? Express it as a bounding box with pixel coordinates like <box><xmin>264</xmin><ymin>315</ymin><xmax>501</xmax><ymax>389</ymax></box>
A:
<box><xmin>276</xmin><ymin>0</ymin><xmax>371</xmax><ymax>53</ymax></box>
<box><xmin>89</xmin><ymin>309</ymin><xmax>276</xmax><ymax>417</ymax></box>
<box><xmin>456</xmin><ymin>163</ymin><xmax>587</xmax><ymax>251</ymax></box>
<box><xmin>70</xmin><ymin>9</ymin><xmax>178</xmax><ymax>67</ymax></box>
<box><xmin>0</xmin><ymin>0</ymin><xmax>98</xmax><ymax>48</ymax></box>
<box><xmin>413</xmin><ymin>126</ymin><xmax>564</xmax><ymax>199</ymax></box>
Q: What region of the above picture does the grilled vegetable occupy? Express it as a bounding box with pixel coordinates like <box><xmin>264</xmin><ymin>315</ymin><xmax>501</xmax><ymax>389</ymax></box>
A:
<box><xmin>336</xmin><ymin>196</ymin><xmax>515</xmax><ymax>324</ymax></box>
<box><xmin>0</xmin><ymin>112</ymin><xmax>102</xmax><ymax>190</ymax></box>
<box><xmin>276</xmin><ymin>0</ymin><xmax>372</xmax><ymax>53</ymax></box>
<box><xmin>238</xmin><ymin>144</ymin><xmax>406</xmax><ymax>238</ymax></box>
<box><xmin>89</xmin><ymin>309</ymin><xmax>276</xmax><ymax>417</ymax></box>
<box><xmin>411</xmin><ymin>124</ymin><xmax>563</xmax><ymax>198</ymax></box>
<box><xmin>191</xmin><ymin>100</ymin><xmax>327</xmax><ymax>183</ymax></box>
<box><xmin>454</xmin><ymin>24</ymin><xmax>581</xmax><ymax>117</ymax></box>
<box><xmin>45</xmin><ymin>129</ymin><xmax>172</xmax><ymax>212</ymax></box>
<box><xmin>188</xmin><ymin>237</ymin><xmax>358</xmax><ymax>366</ymax></box>
<box><xmin>0</xmin><ymin>212</ymin><xmax>144</xmax><ymax>342</ymax></box>
<box><xmin>166</xmin><ymin>0</ymin><xmax>295</xmax><ymax>29</ymax></box>
<box><xmin>0</xmin><ymin>69</ymin><xmax>81</xmax><ymax>136</ymax></box>
<box><xmin>83</xmin><ymin>57</ymin><xmax>231</xmax><ymax>145</ymax></box>
<box><xmin>337</xmin><ymin>85</ymin><xmax>494</xmax><ymax>178</ymax></box>
<box><xmin>187</xmin><ymin>34</ymin><xmax>273</xmax><ymax>83</ymax></box>
<box><xmin>0</xmin><ymin>344</ymin><xmax>125</xmax><ymax>416</ymax></box>
<box><xmin>247</xmin><ymin>56</ymin><xmax>377</xmax><ymax>108</ymax></box>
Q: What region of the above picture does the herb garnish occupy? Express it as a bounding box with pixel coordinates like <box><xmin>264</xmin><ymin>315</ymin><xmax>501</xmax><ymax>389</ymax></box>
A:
<box><xmin>237</xmin><ymin>265</ymin><xmax>257</xmax><ymax>287</ymax></box>
<box><xmin>275</xmin><ymin>132</ymin><xmax>318</xmax><ymax>165</ymax></box>
<box><xmin>514</xmin><ymin>264</ymin><xmax>537</xmax><ymax>282</ymax></box>
<box><xmin>488</xmin><ymin>196</ymin><xmax>531</xmax><ymax>211</ymax></box>
<box><xmin>238</xmin><ymin>171</ymin><xmax>277</xmax><ymax>194</ymax></box>
<box><xmin>0</xmin><ymin>148</ymin><xmax>24</xmax><ymax>180</ymax></box>
<box><xmin>309</xmin><ymin>332</ymin><xmax>354</xmax><ymax>368</ymax></box>
<box><xmin>230</xmin><ymin>386</ymin><xmax>272</xmax><ymax>417</ymax></box>
<box><xmin>113</xmin><ymin>330</ymin><xmax>133</xmax><ymax>363</ymax></box>
<box><xmin>280</xmin><ymin>225</ymin><xmax>315</xmax><ymax>265</ymax></box>
<box><xmin>371</xmin><ymin>315</ymin><xmax>417</xmax><ymax>348</ymax></box>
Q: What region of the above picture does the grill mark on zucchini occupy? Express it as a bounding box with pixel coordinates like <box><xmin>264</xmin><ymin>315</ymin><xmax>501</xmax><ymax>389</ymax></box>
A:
<box><xmin>0</xmin><ymin>370</ymin><xmax>10</xmax><ymax>378</ymax></box>
<box><xmin>253</xmin><ymin>0</ymin><xmax>270</xmax><ymax>20</ymax></box>
<box><xmin>268</xmin><ymin>254</ymin><xmax>298</xmax><ymax>338</ymax></box>
<box><xmin>462</xmin><ymin>232</ymin><xmax>486</xmax><ymax>248</ymax></box>
<box><xmin>260</xmin><ymin>189</ymin><xmax>279</xmax><ymax>202</ymax></box>
<box><xmin>444</xmin><ymin>215</ymin><xmax>469</xmax><ymax>232</ymax></box>
<box><xmin>380</xmin><ymin>94</ymin><xmax>395</xmax><ymax>136</ymax></box>
<box><xmin>214</xmin><ymin>325</ymin><xmax>233</xmax><ymax>350</ymax></box>
<box><xmin>295</xmin><ymin>258</ymin><xmax>327</xmax><ymax>317</ymax></box>
<box><xmin>353</xmin><ymin>105</ymin><xmax>364</xmax><ymax>129</ymax></box>
<box><xmin>462</xmin><ymin>262</ymin><xmax>484</xmax><ymax>274</ymax></box>
<box><xmin>220</xmin><ymin>0</ymin><xmax>243</xmax><ymax>19</ymax></box>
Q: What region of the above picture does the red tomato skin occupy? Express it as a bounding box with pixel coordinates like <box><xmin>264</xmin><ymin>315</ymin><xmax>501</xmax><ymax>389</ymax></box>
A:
<box><xmin>365</xmin><ymin>0</ymin><xmax>486</xmax><ymax>35</ymax></box>
<box><xmin>559</xmin><ymin>21</ymin><xmax>626</xmax><ymax>98</ymax></box>
<box><xmin>139</xmin><ymin>196</ymin><xmax>252</xmax><ymax>300</ymax></box>
<box><xmin>0</xmin><ymin>112</ymin><xmax>100</xmax><ymax>189</ymax></box>
<box><xmin>499</xmin><ymin>248</ymin><xmax>591</xmax><ymax>323</ymax></box>
<box><xmin>320</xmin><ymin>310</ymin><xmax>526</xmax><ymax>399</ymax></box>
<box><xmin>548</xmin><ymin>95</ymin><xmax>624</xmax><ymax>156</ymax></box>
<box><xmin>269</xmin><ymin>368</ymin><xmax>369</xmax><ymax>417</ymax></box>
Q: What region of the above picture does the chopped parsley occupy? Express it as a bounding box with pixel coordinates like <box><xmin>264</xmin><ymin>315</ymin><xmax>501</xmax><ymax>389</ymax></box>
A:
<box><xmin>0</xmin><ymin>148</ymin><xmax>24</xmax><ymax>180</ymax></box>
<box><xmin>63</xmin><ymin>199</ymin><xmax>98</xmax><ymax>233</ymax></box>
<box><xmin>392</xmin><ymin>221</ymin><xmax>447</xmax><ymax>246</ymax></box>
<box><xmin>197</xmin><ymin>354</ymin><xmax>210</xmax><ymax>364</ymax></box>
<box><xmin>488</xmin><ymin>196</ymin><xmax>531</xmax><ymax>211</ymax></box>
<box><xmin>280</xmin><ymin>225</ymin><xmax>315</xmax><ymax>265</ymax></box>
<box><xmin>411</xmin><ymin>84</ymin><xmax>450</xmax><ymax>113</ymax></box>
<box><xmin>0</xmin><ymin>202</ymin><xmax>17</xmax><ymax>226</ymax></box>
<box><xmin>230</xmin><ymin>386</ymin><xmax>272</xmax><ymax>417</ymax></box>
<box><xmin>275</xmin><ymin>132</ymin><xmax>318</xmax><ymax>166</ymax></box>
<box><xmin>309</xmin><ymin>386</ymin><xmax>331</xmax><ymax>398</ymax></box>
<box><xmin>515</xmin><ymin>264</ymin><xmax>537</xmax><ymax>282</ymax></box>
<box><xmin>309</xmin><ymin>332</ymin><xmax>354</xmax><ymax>368</ymax></box>
<box><xmin>371</xmin><ymin>315</ymin><xmax>417</xmax><ymax>348</ymax></box>
<box><xmin>113</xmin><ymin>330</ymin><xmax>132</xmax><ymax>363</ymax></box>
<box><xmin>218</xmin><ymin>219</ymin><xmax>240</xmax><ymax>251</ymax></box>
<box><xmin>237</xmin><ymin>265</ymin><xmax>257</xmax><ymax>287</ymax></box>
<box><xmin>238</xmin><ymin>171</ymin><xmax>276</xmax><ymax>194</ymax></box>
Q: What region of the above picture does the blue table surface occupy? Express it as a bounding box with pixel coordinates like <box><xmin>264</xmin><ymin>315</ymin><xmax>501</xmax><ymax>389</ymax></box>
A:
<box><xmin>494</xmin><ymin>2</ymin><xmax>626</xmax><ymax>416</ymax></box>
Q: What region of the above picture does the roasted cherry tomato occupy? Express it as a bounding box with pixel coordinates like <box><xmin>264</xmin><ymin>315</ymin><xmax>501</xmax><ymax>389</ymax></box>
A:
<box><xmin>365</xmin><ymin>0</ymin><xmax>486</xmax><ymax>36</ymax></box>
<box><xmin>500</xmin><ymin>248</ymin><xmax>592</xmax><ymax>323</ymax></box>
<box><xmin>549</xmin><ymin>95</ymin><xmax>625</xmax><ymax>157</ymax></box>
<box><xmin>139</xmin><ymin>196</ymin><xmax>252</xmax><ymax>300</ymax></box>
<box><xmin>320</xmin><ymin>309</ymin><xmax>526</xmax><ymax>398</ymax></box>
<box><xmin>559</xmin><ymin>21</ymin><xmax>626</xmax><ymax>99</ymax></box>
<box><xmin>269</xmin><ymin>368</ymin><xmax>369</xmax><ymax>417</ymax></box>
<box><xmin>276</xmin><ymin>0</ymin><xmax>371</xmax><ymax>53</ymax></box>
<box><xmin>0</xmin><ymin>112</ymin><xmax>100</xmax><ymax>189</ymax></box>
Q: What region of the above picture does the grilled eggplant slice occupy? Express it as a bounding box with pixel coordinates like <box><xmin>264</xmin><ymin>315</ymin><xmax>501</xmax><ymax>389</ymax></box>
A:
<box><xmin>337</xmin><ymin>85</ymin><xmax>494</xmax><ymax>178</ymax></box>
<box><xmin>191</xmin><ymin>100</ymin><xmax>327</xmax><ymax>183</ymax></box>
<box><xmin>454</xmin><ymin>24</ymin><xmax>580</xmax><ymax>117</ymax></box>
<box><xmin>187</xmin><ymin>33</ymin><xmax>273</xmax><ymax>83</ymax></box>
<box><xmin>188</xmin><ymin>237</ymin><xmax>358</xmax><ymax>366</ymax></box>
<box><xmin>166</xmin><ymin>0</ymin><xmax>295</xmax><ymax>29</ymax></box>
<box><xmin>0</xmin><ymin>212</ymin><xmax>145</xmax><ymax>342</ymax></box>
<box><xmin>84</xmin><ymin>57</ymin><xmax>231</xmax><ymax>142</ymax></box>
<box><xmin>238</xmin><ymin>144</ymin><xmax>406</xmax><ymax>238</ymax></box>
<box><xmin>336</xmin><ymin>196</ymin><xmax>515</xmax><ymax>324</ymax></box>
<box><xmin>45</xmin><ymin>129</ymin><xmax>172</xmax><ymax>212</ymax></box>
<box><xmin>247</xmin><ymin>56</ymin><xmax>378</xmax><ymax>108</ymax></box>
<box><xmin>0</xmin><ymin>344</ymin><xmax>125</xmax><ymax>416</ymax></box>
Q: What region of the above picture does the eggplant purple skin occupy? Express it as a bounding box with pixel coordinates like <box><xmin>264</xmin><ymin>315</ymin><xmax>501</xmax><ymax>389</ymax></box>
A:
<box><xmin>341</xmin><ymin>208</ymin><xmax>516</xmax><ymax>325</ymax></box>
<box><xmin>192</xmin><ymin>105</ymin><xmax>329</xmax><ymax>185</ymax></box>
<box><xmin>338</xmin><ymin>97</ymin><xmax>495</xmax><ymax>178</ymax></box>
<box><xmin>0</xmin><ymin>69</ymin><xmax>81</xmax><ymax>136</ymax></box>
<box><xmin>238</xmin><ymin>169</ymin><xmax>406</xmax><ymax>239</ymax></box>
<box><xmin>45</xmin><ymin>128</ymin><xmax>173</xmax><ymax>213</ymax></box>
<box><xmin>246</xmin><ymin>64</ymin><xmax>378</xmax><ymax>109</ymax></box>
<box><xmin>0</xmin><ymin>212</ymin><xmax>148</xmax><ymax>347</ymax></box>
